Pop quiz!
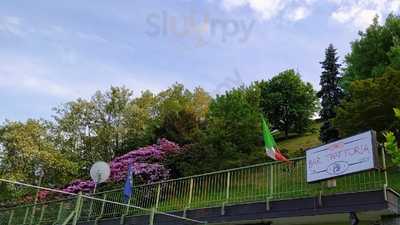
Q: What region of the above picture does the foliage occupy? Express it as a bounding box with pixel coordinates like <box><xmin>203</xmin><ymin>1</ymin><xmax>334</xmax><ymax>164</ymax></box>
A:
<box><xmin>53</xmin><ymin>139</ymin><xmax>180</xmax><ymax>196</ymax></box>
<box><xmin>342</xmin><ymin>14</ymin><xmax>400</xmax><ymax>91</ymax></box>
<box><xmin>384</xmin><ymin>108</ymin><xmax>400</xmax><ymax>166</ymax></box>
<box><xmin>0</xmin><ymin>120</ymin><xmax>78</xmax><ymax>202</ymax></box>
<box><xmin>52</xmin><ymin>86</ymin><xmax>134</xmax><ymax>176</ymax></box>
<box><xmin>384</xmin><ymin>131</ymin><xmax>400</xmax><ymax>166</ymax></box>
<box><xmin>153</xmin><ymin>85</ymin><xmax>211</xmax><ymax>145</ymax></box>
<box><xmin>0</xmin><ymin>73</ymin><xmax>321</xmax><ymax>194</ymax></box>
<box><xmin>51</xmin><ymin>85</ymin><xmax>211</xmax><ymax>177</ymax></box>
<box><xmin>317</xmin><ymin>44</ymin><xmax>343</xmax><ymax>143</ymax></box>
<box><xmin>166</xmin><ymin>85</ymin><xmax>266</xmax><ymax>176</ymax></box>
<box><xmin>334</xmin><ymin>70</ymin><xmax>400</xmax><ymax>141</ymax></box>
<box><xmin>0</xmin><ymin>120</ymin><xmax>78</xmax><ymax>184</ymax></box>
<box><xmin>260</xmin><ymin>69</ymin><xmax>318</xmax><ymax>138</ymax></box>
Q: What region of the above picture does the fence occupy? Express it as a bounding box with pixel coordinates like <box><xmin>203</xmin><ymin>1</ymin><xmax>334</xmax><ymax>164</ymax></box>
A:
<box><xmin>1</xmin><ymin>155</ymin><xmax>397</xmax><ymax>224</ymax></box>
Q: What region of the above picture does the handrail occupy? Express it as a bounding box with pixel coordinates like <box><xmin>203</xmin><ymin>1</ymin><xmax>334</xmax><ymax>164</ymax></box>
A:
<box><xmin>0</xmin><ymin>178</ymin><xmax>207</xmax><ymax>224</ymax></box>
<box><xmin>97</xmin><ymin>156</ymin><xmax>306</xmax><ymax>194</ymax></box>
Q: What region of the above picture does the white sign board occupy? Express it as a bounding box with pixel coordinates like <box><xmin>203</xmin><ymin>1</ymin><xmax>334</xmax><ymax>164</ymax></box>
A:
<box><xmin>306</xmin><ymin>130</ymin><xmax>378</xmax><ymax>183</ymax></box>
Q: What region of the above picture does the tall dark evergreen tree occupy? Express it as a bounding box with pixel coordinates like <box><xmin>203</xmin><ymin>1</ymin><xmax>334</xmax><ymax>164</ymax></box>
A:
<box><xmin>317</xmin><ymin>44</ymin><xmax>343</xmax><ymax>143</ymax></box>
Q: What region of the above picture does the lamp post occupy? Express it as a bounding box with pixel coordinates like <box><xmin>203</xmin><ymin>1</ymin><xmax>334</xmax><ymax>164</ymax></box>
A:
<box><xmin>30</xmin><ymin>164</ymin><xmax>44</xmax><ymax>225</ymax></box>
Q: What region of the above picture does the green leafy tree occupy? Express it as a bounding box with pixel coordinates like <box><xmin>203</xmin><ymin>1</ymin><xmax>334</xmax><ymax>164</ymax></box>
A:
<box><xmin>384</xmin><ymin>108</ymin><xmax>400</xmax><ymax>166</ymax></box>
<box><xmin>260</xmin><ymin>69</ymin><xmax>318</xmax><ymax>138</ymax></box>
<box><xmin>123</xmin><ymin>90</ymin><xmax>158</xmax><ymax>150</ymax></box>
<box><xmin>0</xmin><ymin>120</ymin><xmax>78</xmax><ymax>201</ymax></box>
<box><xmin>342</xmin><ymin>14</ymin><xmax>400</xmax><ymax>91</ymax></box>
<box><xmin>317</xmin><ymin>44</ymin><xmax>343</xmax><ymax>143</ymax></box>
<box><xmin>153</xmin><ymin>84</ymin><xmax>211</xmax><ymax>145</ymax></box>
<box><xmin>169</xmin><ymin>85</ymin><xmax>265</xmax><ymax>176</ymax></box>
<box><xmin>52</xmin><ymin>86</ymin><xmax>134</xmax><ymax>175</ymax></box>
<box><xmin>334</xmin><ymin>69</ymin><xmax>400</xmax><ymax>141</ymax></box>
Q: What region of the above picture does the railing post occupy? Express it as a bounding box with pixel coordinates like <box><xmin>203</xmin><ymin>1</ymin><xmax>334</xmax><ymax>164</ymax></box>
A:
<box><xmin>149</xmin><ymin>207</ymin><xmax>155</xmax><ymax>225</ymax></box>
<box><xmin>96</xmin><ymin>193</ymin><xmax>107</xmax><ymax>222</ymax></box>
<box><xmin>38</xmin><ymin>205</ymin><xmax>46</xmax><ymax>223</ymax></box>
<box><xmin>155</xmin><ymin>183</ymin><xmax>161</xmax><ymax>210</ymax></box>
<box><xmin>270</xmin><ymin>164</ymin><xmax>274</xmax><ymax>198</ymax></box>
<box><xmin>23</xmin><ymin>207</ymin><xmax>30</xmax><ymax>224</ymax></box>
<box><xmin>382</xmin><ymin>145</ymin><xmax>388</xmax><ymax>201</ymax></box>
<box><xmin>226</xmin><ymin>172</ymin><xmax>231</xmax><ymax>202</ymax></box>
<box><xmin>55</xmin><ymin>202</ymin><xmax>64</xmax><ymax>224</ymax></box>
<box><xmin>382</xmin><ymin>145</ymin><xmax>388</xmax><ymax>186</ymax></box>
<box><xmin>120</xmin><ymin>197</ymin><xmax>131</xmax><ymax>225</ymax></box>
<box><xmin>30</xmin><ymin>175</ymin><xmax>43</xmax><ymax>225</ymax></box>
<box><xmin>221</xmin><ymin>172</ymin><xmax>231</xmax><ymax>216</ymax></box>
<box><xmin>29</xmin><ymin>202</ymin><xmax>38</xmax><ymax>225</ymax></box>
<box><xmin>187</xmin><ymin>178</ymin><xmax>194</xmax><ymax>209</ymax></box>
<box><xmin>87</xmin><ymin>197</ymin><xmax>94</xmax><ymax>220</ymax></box>
<box><xmin>7</xmin><ymin>210</ymin><xmax>14</xmax><ymax>225</ymax></box>
<box><xmin>72</xmin><ymin>192</ymin><xmax>83</xmax><ymax>225</ymax></box>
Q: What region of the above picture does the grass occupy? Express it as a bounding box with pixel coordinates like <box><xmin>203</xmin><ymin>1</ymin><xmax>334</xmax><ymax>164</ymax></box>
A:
<box><xmin>278</xmin><ymin>132</ymin><xmax>321</xmax><ymax>155</ymax></box>
<box><xmin>277</xmin><ymin>122</ymin><xmax>321</xmax><ymax>156</ymax></box>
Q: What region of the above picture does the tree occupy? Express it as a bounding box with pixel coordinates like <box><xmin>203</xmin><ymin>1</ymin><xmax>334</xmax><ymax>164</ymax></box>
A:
<box><xmin>0</xmin><ymin>120</ymin><xmax>78</xmax><ymax>202</ymax></box>
<box><xmin>342</xmin><ymin>14</ymin><xmax>400</xmax><ymax>91</ymax></box>
<box><xmin>123</xmin><ymin>90</ymin><xmax>158</xmax><ymax>150</ymax></box>
<box><xmin>334</xmin><ymin>69</ymin><xmax>400</xmax><ymax>141</ymax></box>
<box><xmin>153</xmin><ymin>84</ymin><xmax>211</xmax><ymax>145</ymax></box>
<box><xmin>169</xmin><ymin>85</ymin><xmax>265</xmax><ymax>176</ymax></box>
<box><xmin>260</xmin><ymin>69</ymin><xmax>318</xmax><ymax>138</ymax></box>
<box><xmin>52</xmin><ymin>86</ymin><xmax>134</xmax><ymax>175</ymax></box>
<box><xmin>317</xmin><ymin>44</ymin><xmax>343</xmax><ymax>143</ymax></box>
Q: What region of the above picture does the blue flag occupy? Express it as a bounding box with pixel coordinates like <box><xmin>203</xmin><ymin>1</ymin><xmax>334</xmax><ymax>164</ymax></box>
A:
<box><xmin>123</xmin><ymin>164</ymin><xmax>133</xmax><ymax>203</ymax></box>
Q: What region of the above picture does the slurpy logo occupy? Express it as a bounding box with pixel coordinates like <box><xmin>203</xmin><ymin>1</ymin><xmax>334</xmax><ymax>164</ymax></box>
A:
<box><xmin>145</xmin><ymin>11</ymin><xmax>255</xmax><ymax>47</ymax></box>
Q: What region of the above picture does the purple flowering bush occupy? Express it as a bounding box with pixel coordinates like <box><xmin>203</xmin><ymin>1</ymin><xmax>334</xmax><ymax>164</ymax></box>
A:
<box><xmin>37</xmin><ymin>139</ymin><xmax>181</xmax><ymax>198</ymax></box>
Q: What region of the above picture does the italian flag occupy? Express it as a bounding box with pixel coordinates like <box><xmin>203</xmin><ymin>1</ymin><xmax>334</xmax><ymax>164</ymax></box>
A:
<box><xmin>261</xmin><ymin>117</ymin><xmax>288</xmax><ymax>162</ymax></box>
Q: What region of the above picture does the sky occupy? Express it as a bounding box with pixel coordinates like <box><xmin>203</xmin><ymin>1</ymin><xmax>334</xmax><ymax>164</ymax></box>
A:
<box><xmin>0</xmin><ymin>0</ymin><xmax>399</xmax><ymax>122</ymax></box>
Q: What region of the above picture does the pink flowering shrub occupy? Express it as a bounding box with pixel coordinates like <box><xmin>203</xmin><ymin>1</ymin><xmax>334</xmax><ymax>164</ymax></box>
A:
<box><xmin>55</xmin><ymin>139</ymin><xmax>180</xmax><ymax>195</ymax></box>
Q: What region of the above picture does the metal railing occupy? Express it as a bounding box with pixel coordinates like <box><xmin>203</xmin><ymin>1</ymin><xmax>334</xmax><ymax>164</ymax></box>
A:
<box><xmin>0</xmin><ymin>156</ymin><xmax>395</xmax><ymax>224</ymax></box>
<box><xmin>0</xmin><ymin>180</ymin><xmax>206</xmax><ymax>225</ymax></box>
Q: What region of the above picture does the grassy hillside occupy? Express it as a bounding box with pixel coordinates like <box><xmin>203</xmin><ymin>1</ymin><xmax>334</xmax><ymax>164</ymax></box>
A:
<box><xmin>276</xmin><ymin>122</ymin><xmax>321</xmax><ymax>157</ymax></box>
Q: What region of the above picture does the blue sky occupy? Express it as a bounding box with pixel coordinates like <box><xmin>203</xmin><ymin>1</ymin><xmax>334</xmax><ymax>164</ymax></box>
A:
<box><xmin>0</xmin><ymin>0</ymin><xmax>399</xmax><ymax>122</ymax></box>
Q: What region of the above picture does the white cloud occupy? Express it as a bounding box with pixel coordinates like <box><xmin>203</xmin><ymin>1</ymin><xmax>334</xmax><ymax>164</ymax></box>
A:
<box><xmin>216</xmin><ymin>0</ymin><xmax>399</xmax><ymax>26</ymax></box>
<box><xmin>0</xmin><ymin>55</ymin><xmax>172</xmax><ymax>101</ymax></box>
<box><xmin>0</xmin><ymin>59</ymin><xmax>78</xmax><ymax>98</ymax></box>
<box><xmin>330</xmin><ymin>0</ymin><xmax>400</xmax><ymax>29</ymax></box>
<box><xmin>218</xmin><ymin>0</ymin><xmax>317</xmax><ymax>22</ymax></box>
<box><xmin>287</xmin><ymin>6</ymin><xmax>311</xmax><ymax>21</ymax></box>
<box><xmin>0</xmin><ymin>16</ymin><xmax>24</xmax><ymax>37</ymax></box>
